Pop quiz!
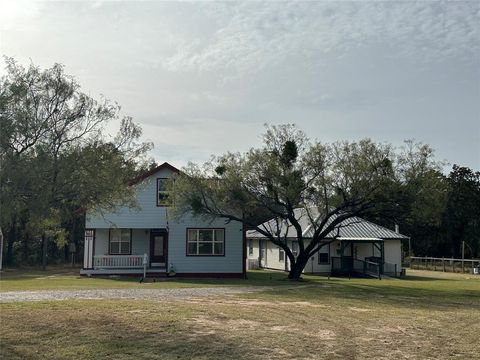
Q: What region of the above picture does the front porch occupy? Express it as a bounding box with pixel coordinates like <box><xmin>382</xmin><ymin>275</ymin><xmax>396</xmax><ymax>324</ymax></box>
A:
<box><xmin>82</xmin><ymin>228</ymin><xmax>169</xmax><ymax>276</ymax></box>
<box><xmin>80</xmin><ymin>254</ymin><xmax>167</xmax><ymax>276</ymax></box>
<box><xmin>330</xmin><ymin>238</ymin><xmax>401</xmax><ymax>278</ymax></box>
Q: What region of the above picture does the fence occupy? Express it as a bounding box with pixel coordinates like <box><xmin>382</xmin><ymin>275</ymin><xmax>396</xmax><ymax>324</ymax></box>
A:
<box><xmin>409</xmin><ymin>256</ymin><xmax>480</xmax><ymax>274</ymax></box>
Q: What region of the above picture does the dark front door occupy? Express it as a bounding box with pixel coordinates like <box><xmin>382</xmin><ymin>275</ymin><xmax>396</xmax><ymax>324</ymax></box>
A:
<box><xmin>150</xmin><ymin>230</ymin><xmax>168</xmax><ymax>267</ymax></box>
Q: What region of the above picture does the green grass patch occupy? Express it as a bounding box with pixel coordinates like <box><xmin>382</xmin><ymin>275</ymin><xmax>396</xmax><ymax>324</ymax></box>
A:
<box><xmin>0</xmin><ymin>266</ymin><xmax>291</xmax><ymax>292</ymax></box>
<box><xmin>1</xmin><ymin>269</ymin><xmax>479</xmax><ymax>359</ymax></box>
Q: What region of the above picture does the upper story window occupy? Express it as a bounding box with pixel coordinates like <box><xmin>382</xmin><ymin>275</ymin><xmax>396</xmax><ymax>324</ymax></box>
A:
<box><xmin>157</xmin><ymin>178</ymin><xmax>170</xmax><ymax>206</ymax></box>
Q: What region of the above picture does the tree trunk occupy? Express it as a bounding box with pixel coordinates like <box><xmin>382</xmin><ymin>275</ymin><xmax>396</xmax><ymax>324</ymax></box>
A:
<box><xmin>71</xmin><ymin>214</ymin><xmax>77</xmax><ymax>267</ymax></box>
<box><xmin>0</xmin><ymin>227</ymin><xmax>3</xmax><ymax>271</ymax></box>
<box><xmin>288</xmin><ymin>253</ymin><xmax>310</xmax><ymax>280</ymax></box>
<box><xmin>42</xmin><ymin>233</ymin><xmax>47</xmax><ymax>270</ymax></box>
<box><xmin>6</xmin><ymin>221</ymin><xmax>16</xmax><ymax>266</ymax></box>
<box><xmin>23</xmin><ymin>232</ymin><xmax>29</xmax><ymax>264</ymax></box>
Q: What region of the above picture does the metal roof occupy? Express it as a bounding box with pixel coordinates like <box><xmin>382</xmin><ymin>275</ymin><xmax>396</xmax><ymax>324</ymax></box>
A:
<box><xmin>246</xmin><ymin>208</ymin><xmax>318</xmax><ymax>239</ymax></box>
<box><xmin>246</xmin><ymin>208</ymin><xmax>408</xmax><ymax>241</ymax></box>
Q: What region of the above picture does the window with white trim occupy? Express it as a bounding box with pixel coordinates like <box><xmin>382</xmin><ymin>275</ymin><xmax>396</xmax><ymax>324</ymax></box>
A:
<box><xmin>279</xmin><ymin>248</ymin><xmax>285</xmax><ymax>262</ymax></box>
<box><xmin>187</xmin><ymin>229</ymin><xmax>225</xmax><ymax>256</ymax></box>
<box><xmin>109</xmin><ymin>229</ymin><xmax>131</xmax><ymax>255</ymax></box>
<box><xmin>248</xmin><ymin>239</ymin><xmax>253</xmax><ymax>256</ymax></box>
<box><xmin>157</xmin><ymin>178</ymin><xmax>170</xmax><ymax>206</ymax></box>
<box><xmin>318</xmin><ymin>243</ymin><xmax>330</xmax><ymax>265</ymax></box>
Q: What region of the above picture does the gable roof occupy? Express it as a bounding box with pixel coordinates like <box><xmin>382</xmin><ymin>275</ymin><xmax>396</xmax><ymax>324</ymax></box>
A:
<box><xmin>130</xmin><ymin>162</ymin><xmax>180</xmax><ymax>185</ymax></box>
<box><xmin>246</xmin><ymin>208</ymin><xmax>408</xmax><ymax>241</ymax></box>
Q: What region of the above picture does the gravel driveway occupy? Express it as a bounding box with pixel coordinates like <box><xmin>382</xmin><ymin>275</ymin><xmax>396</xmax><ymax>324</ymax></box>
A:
<box><xmin>0</xmin><ymin>287</ymin><xmax>264</xmax><ymax>303</ymax></box>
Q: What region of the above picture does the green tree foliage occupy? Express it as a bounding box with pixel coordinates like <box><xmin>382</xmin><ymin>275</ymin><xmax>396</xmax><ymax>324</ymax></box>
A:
<box><xmin>388</xmin><ymin>140</ymin><xmax>449</xmax><ymax>256</ymax></box>
<box><xmin>444</xmin><ymin>165</ymin><xmax>480</xmax><ymax>258</ymax></box>
<box><xmin>0</xmin><ymin>57</ymin><xmax>152</xmax><ymax>267</ymax></box>
<box><xmin>172</xmin><ymin>124</ymin><xmax>398</xmax><ymax>279</ymax></box>
<box><xmin>173</xmin><ymin>125</ymin><xmax>479</xmax><ymax>277</ymax></box>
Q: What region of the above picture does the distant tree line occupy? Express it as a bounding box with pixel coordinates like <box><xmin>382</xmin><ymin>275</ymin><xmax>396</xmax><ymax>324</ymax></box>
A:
<box><xmin>370</xmin><ymin>160</ymin><xmax>479</xmax><ymax>258</ymax></box>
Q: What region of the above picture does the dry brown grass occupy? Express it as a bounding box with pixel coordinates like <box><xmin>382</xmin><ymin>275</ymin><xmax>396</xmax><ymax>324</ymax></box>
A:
<box><xmin>1</xmin><ymin>270</ymin><xmax>479</xmax><ymax>359</ymax></box>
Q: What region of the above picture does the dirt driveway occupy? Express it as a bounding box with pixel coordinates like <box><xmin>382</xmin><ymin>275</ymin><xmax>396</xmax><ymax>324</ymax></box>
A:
<box><xmin>0</xmin><ymin>286</ymin><xmax>267</xmax><ymax>303</ymax></box>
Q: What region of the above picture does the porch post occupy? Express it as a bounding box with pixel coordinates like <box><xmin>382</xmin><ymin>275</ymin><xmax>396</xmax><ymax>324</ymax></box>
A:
<box><xmin>340</xmin><ymin>240</ymin><xmax>344</xmax><ymax>270</ymax></box>
<box><xmin>83</xmin><ymin>229</ymin><xmax>95</xmax><ymax>270</ymax></box>
<box><xmin>380</xmin><ymin>241</ymin><xmax>385</xmax><ymax>274</ymax></box>
<box><xmin>143</xmin><ymin>253</ymin><xmax>148</xmax><ymax>278</ymax></box>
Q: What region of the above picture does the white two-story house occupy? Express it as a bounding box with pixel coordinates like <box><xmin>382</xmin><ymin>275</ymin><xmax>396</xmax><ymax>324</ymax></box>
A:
<box><xmin>81</xmin><ymin>162</ymin><xmax>245</xmax><ymax>278</ymax></box>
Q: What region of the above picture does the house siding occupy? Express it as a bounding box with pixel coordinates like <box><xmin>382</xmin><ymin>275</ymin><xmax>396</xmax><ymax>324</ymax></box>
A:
<box><xmin>246</xmin><ymin>238</ymin><xmax>402</xmax><ymax>274</ymax></box>
<box><xmin>310</xmin><ymin>241</ymin><xmax>335</xmax><ymax>273</ymax></box>
<box><xmin>384</xmin><ymin>240</ymin><xmax>402</xmax><ymax>270</ymax></box>
<box><xmin>93</xmin><ymin>229</ymin><xmax>149</xmax><ymax>256</ymax></box>
<box><xmin>265</xmin><ymin>241</ymin><xmax>287</xmax><ymax>271</ymax></box>
<box><xmin>86</xmin><ymin>167</ymin><xmax>173</xmax><ymax>229</ymax></box>
<box><xmin>168</xmin><ymin>215</ymin><xmax>243</xmax><ymax>273</ymax></box>
<box><xmin>86</xmin><ymin>166</ymin><xmax>243</xmax><ymax>275</ymax></box>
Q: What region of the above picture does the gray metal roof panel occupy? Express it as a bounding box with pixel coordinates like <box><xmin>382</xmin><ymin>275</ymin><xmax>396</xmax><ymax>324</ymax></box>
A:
<box><xmin>246</xmin><ymin>209</ymin><xmax>408</xmax><ymax>240</ymax></box>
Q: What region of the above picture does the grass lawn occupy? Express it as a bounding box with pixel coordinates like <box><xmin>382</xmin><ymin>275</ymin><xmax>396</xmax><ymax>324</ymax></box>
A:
<box><xmin>1</xmin><ymin>269</ymin><xmax>479</xmax><ymax>359</ymax></box>
<box><xmin>0</xmin><ymin>266</ymin><xmax>281</xmax><ymax>292</ymax></box>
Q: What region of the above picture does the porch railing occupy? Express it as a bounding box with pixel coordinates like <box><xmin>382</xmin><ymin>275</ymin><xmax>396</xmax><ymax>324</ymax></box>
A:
<box><xmin>364</xmin><ymin>260</ymin><xmax>381</xmax><ymax>278</ymax></box>
<box><xmin>331</xmin><ymin>257</ymin><xmax>381</xmax><ymax>279</ymax></box>
<box><xmin>93</xmin><ymin>255</ymin><xmax>146</xmax><ymax>269</ymax></box>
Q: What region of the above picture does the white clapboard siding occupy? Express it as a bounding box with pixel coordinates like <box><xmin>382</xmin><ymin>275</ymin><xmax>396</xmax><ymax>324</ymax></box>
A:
<box><xmin>86</xmin><ymin>165</ymin><xmax>244</xmax><ymax>275</ymax></box>
<box><xmin>167</xmin><ymin>214</ymin><xmax>243</xmax><ymax>273</ymax></box>
<box><xmin>86</xmin><ymin>167</ymin><xmax>173</xmax><ymax>229</ymax></box>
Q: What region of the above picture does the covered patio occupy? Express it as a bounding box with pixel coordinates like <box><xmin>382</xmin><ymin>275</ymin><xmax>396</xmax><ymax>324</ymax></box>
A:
<box><xmin>331</xmin><ymin>237</ymin><xmax>401</xmax><ymax>279</ymax></box>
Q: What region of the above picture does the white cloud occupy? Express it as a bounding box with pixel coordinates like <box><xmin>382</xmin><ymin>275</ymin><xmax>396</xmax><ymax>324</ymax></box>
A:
<box><xmin>1</xmin><ymin>0</ymin><xmax>478</xmax><ymax>169</ymax></box>
<box><xmin>159</xmin><ymin>1</ymin><xmax>479</xmax><ymax>78</ymax></box>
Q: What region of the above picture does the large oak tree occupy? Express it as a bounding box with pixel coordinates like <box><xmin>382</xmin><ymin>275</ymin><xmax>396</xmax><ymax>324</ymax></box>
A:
<box><xmin>172</xmin><ymin>124</ymin><xmax>400</xmax><ymax>279</ymax></box>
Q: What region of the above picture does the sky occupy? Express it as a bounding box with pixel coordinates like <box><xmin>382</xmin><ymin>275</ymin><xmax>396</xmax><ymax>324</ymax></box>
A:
<box><xmin>1</xmin><ymin>0</ymin><xmax>479</xmax><ymax>171</ymax></box>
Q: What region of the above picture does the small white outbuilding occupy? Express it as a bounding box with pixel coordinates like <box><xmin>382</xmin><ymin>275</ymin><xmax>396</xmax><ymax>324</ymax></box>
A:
<box><xmin>246</xmin><ymin>209</ymin><xmax>409</xmax><ymax>277</ymax></box>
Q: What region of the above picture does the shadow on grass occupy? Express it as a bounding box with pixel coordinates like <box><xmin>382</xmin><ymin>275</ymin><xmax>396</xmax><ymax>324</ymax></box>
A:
<box><xmin>0</xmin><ymin>302</ymin><xmax>263</xmax><ymax>360</ymax></box>
<box><xmin>249</xmin><ymin>275</ymin><xmax>480</xmax><ymax>311</ymax></box>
